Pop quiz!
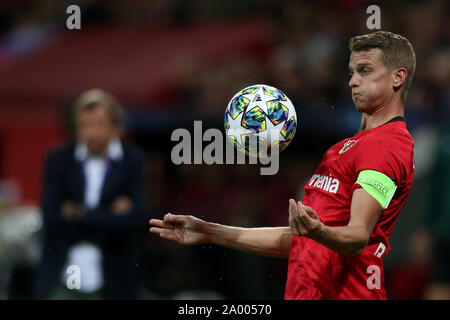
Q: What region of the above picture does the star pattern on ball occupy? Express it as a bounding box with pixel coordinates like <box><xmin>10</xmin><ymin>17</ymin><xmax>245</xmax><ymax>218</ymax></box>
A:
<box><xmin>224</xmin><ymin>84</ymin><xmax>297</xmax><ymax>157</ymax></box>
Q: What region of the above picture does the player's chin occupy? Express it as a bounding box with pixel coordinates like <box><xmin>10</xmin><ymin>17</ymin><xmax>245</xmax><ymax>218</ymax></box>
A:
<box><xmin>353</xmin><ymin>100</ymin><xmax>367</xmax><ymax>112</ymax></box>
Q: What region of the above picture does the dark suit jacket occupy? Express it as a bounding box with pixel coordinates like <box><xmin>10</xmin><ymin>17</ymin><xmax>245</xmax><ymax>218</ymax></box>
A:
<box><xmin>33</xmin><ymin>142</ymin><xmax>146</xmax><ymax>299</ymax></box>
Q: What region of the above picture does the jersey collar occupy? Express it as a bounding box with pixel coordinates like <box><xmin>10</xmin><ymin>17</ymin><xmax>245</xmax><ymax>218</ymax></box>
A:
<box><xmin>382</xmin><ymin>116</ymin><xmax>405</xmax><ymax>125</ymax></box>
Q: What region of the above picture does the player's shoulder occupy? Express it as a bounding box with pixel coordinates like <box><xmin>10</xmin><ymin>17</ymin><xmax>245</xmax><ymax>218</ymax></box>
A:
<box><xmin>351</xmin><ymin>120</ymin><xmax>415</xmax><ymax>179</ymax></box>
<box><xmin>360</xmin><ymin>120</ymin><xmax>414</xmax><ymax>149</ymax></box>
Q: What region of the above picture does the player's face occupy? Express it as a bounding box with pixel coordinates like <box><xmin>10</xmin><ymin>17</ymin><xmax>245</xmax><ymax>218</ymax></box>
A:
<box><xmin>77</xmin><ymin>106</ymin><xmax>118</xmax><ymax>156</ymax></box>
<box><xmin>348</xmin><ymin>48</ymin><xmax>393</xmax><ymax>113</ymax></box>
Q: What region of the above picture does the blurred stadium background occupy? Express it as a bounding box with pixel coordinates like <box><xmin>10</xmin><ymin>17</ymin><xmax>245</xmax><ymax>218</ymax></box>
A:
<box><xmin>0</xmin><ymin>0</ymin><xmax>448</xmax><ymax>299</ymax></box>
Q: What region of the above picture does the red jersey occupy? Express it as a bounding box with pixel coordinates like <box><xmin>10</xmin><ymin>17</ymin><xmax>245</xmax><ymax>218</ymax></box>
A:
<box><xmin>285</xmin><ymin>117</ymin><xmax>415</xmax><ymax>299</ymax></box>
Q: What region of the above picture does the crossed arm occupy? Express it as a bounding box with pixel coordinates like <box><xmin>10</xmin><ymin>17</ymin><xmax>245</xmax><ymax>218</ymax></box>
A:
<box><xmin>149</xmin><ymin>187</ymin><xmax>382</xmax><ymax>258</ymax></box>
<box><xmin>42</xmin><ymin>151</ymin><xmax>145</xmax><ymax>232</ymax></box>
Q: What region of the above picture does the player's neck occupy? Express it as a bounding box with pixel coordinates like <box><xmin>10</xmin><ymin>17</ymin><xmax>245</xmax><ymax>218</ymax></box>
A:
<box><xmin>363</xmin><ymin>100</ymin><xmax>404</xmax><ymax>131</ymax></box>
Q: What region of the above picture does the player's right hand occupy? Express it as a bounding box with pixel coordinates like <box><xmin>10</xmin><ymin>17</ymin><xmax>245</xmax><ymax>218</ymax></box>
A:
<box><xmin>149</xmin><ymin>213</ymin><xmax>208</xmax><ymax>246</ymax></box>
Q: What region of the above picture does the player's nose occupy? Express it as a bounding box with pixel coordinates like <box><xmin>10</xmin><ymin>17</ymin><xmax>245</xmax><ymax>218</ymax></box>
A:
<box><xmin>348</xmin><ymin>73</ymin><xmax>359</xmax><ymax>88</ymax></box>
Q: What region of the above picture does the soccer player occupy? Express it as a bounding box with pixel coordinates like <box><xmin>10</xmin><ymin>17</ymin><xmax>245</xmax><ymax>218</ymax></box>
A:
<box><xmin>149</xmin><ymin>31</ymin><xmax>416</xmax><ymax>300</ymax></box>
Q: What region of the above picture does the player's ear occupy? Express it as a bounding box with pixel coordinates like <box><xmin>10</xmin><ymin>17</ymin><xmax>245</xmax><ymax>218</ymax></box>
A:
<box><xmin>392</xmin><ymin>67</ymin><xmax>407</xmax><ymax>91</ymax></box>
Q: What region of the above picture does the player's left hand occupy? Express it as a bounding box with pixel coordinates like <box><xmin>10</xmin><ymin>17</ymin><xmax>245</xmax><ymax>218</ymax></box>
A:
<box><xmin>288</xmin><ymin>199</ymin><xmax>323</xmax><ymax>238</ymax></box>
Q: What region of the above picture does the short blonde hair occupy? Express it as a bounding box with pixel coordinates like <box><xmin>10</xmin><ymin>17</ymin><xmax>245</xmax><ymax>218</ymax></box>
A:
<box><xmin>73</xmin><ymin>88</ymin><xmax>124</xmax><ymax>128</ymax></box>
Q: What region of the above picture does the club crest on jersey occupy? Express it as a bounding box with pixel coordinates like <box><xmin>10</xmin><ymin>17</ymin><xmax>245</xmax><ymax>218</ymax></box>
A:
<box><xmin>339</xmin><ymin>140</ymin><xmax>358</xmax><ymax>155</ymax></box>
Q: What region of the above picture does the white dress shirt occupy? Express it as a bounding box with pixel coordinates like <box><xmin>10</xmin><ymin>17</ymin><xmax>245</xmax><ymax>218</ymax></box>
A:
<box><xmin>61</xmin><ymin>138</ymin><xmax>123</xmax><ymax>293</ymax></box>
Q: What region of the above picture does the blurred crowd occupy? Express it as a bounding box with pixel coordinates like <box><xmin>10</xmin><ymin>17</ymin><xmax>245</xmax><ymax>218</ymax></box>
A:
<box><xmin>0</xmin><ymin>0</ymin><xmax>449</xmax><ymax>299</ymax></box>
<box><xmin>0</xmin><ymin>0</ymin><xmax>448</xmax><ymax>117</ymax></box>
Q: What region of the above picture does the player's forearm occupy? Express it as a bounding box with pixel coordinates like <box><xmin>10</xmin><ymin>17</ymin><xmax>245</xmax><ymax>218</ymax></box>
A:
<box><xmin>312</xmin><ymin>225</ymin><xmax>369</xmax><ymax>256</ymax></box>
<box><xmin>204</xmin><ymin>223</ymin><xmax>292</xmax><ymax>258</ymax></box>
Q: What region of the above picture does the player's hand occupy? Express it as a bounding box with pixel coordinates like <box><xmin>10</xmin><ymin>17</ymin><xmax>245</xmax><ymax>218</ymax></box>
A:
<box><xmin>288</xmin><ymin>199</ymin><xmax>323</xmax><ymax>238</ymax></box>
<box><xmin>149</xmin><ymin>213</ymin><xmax>208</xmax><ymax>246</ymax></box>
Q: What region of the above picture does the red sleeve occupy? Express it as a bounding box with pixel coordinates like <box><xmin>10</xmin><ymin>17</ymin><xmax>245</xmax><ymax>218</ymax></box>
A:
<box><xmin>352</xmin><ymin>133</ymin><xmax>404</xmax><ymax>190</ymax></box>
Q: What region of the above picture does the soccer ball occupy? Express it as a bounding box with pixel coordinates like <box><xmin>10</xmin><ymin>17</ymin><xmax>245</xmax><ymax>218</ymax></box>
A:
<box><xmin>224</xmin><ymin>84</ymin><xmax>297</xmax><ymax>157</ymax></box>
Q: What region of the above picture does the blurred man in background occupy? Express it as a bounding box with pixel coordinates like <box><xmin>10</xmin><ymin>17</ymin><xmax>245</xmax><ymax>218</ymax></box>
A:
<box><xmin>33</xmin><ymin>89</ymin><xmax>145</xmax><ymax>299</ymax></box>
